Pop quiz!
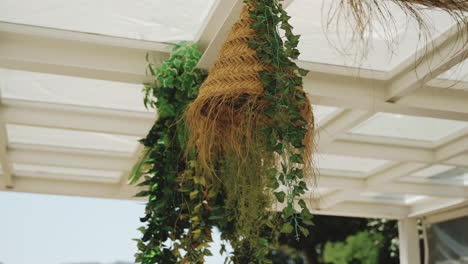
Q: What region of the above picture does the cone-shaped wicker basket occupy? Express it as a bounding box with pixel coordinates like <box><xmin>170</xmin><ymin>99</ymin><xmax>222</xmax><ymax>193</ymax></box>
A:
<box><xmin>197</xmin><ymin>3</ymin><xmax>268</xmax><ymax>99</ymax></box>
<box><xmin>185</xmin><ymin>3</ymin><xmax>273</xmax><ymax>170</ymax></box>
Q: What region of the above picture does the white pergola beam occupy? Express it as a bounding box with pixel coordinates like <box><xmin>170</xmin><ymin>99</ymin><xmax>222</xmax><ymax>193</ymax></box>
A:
<box><xmin>398</xmin><ymin>218</ymin><xmax>421</xmax><ymax>264</ymax></box>
<box><xmin>0</xmin><ymin>25</ymin><xmax>169</xmax><ymax>84</ymax></box>
<box><xmin>409</xmin><ymin>198</ymin><xmax>468</xmax><ymax>218</ymax></box>
<box><xmin>298</xmin><ymin>60</ymin><xmax>389</xmax><ymax>80</ymax></box>
<box><xmin>1</xmin><ymin>99</ymin><xmax>154</xmax><ymax>137</ymax></box>
<box><xmin>9</xmin><ymin>148</ymin><xmax>134</xmax><ymax>171</ymax></box>
<box><xmin>322</xmin><ymin>140</ymin><xmax>434</xmax><ymax>163</ymax></box>
<box><xmin>366</xmin><ymin>163</ymin><xmax>428</xmax><ymax>185</ymax></box>
<box><xmin>0</xmin><ymin>177</ymin><xmax>142</xmax><ymax>200</ymax></box>
<box><xmin>276</xmin><ymin>199</ymin><xmax>409</xmax><ymax>219</ymax></box>
<box><xmin>386</xmin><ymin>25</ymin><xmax>468</xmax><ymax>101</ymax></box>
<box><xmin>315</xmin><ymin>190</ymin><xmax>356</xmax><ymax>209</ymax></box>
<box><xmin>435</xmin><ymin>134</ymin><xmax>468</xmax><ymax>162</ymax></box>
<box><xmin>303</xmin><ymin>72</ymin><xmax>468</xmax><ymax>122</ymax></box>
<box><xmin>0</xmin><ymin>91</ymin><xmax>13</xmax><ymax>188</ymax></box>
<box><xmin>318</xmin><ymin>175</ymin><xmax>468</xmax><ymax>199</ymax></box>
<box><xmin>318</xmin><ymin>201</ymin><xmax>409</xmax><ymax>220</ymax></box>
<box><xmin>317</xmin><ymin>109</ymin><xmax>373</xmax><ymax>148</ymax></box>
<box><xmin>0</xmin><ymin>123</ymin><xmax>13</xmax><ymax>188</ymax></box>
<box><xmin>0</xmin><ymin>22</ymin><xmax>172</xmax><ymax>52</ymax></box>
<box><xmin>197</xmin><ymin>0</ymin><xmax>244</xmax><ymax>70</ymax></box>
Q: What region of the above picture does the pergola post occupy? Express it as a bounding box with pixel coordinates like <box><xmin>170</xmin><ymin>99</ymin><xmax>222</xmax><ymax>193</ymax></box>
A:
<box><xmin>398</xmin><ymin>218</ymin><xmax>421</xmax><ymax>264</ymax></box>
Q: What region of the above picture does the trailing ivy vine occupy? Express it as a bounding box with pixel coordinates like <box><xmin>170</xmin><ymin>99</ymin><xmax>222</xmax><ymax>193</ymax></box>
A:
<box><xmin>130</xmin><ymin>42</ymin><xmax>213</xmax><ymax>264</ymax></box>
<box><xmin>246</xmin><ymin>0</ymin><xmax>314</xmax><ymax>241</ymax></box>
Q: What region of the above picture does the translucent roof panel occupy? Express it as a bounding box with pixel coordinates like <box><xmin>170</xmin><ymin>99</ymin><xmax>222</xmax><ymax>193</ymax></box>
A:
<box><xmin>350</xmin><ymin>113</ymin><xmax>468</xmax><ymax>142</ymax></box>
<box><xmin>411</xmin><ymin>165</ymin><xmax>468</xmax><ymax>185</ymax></box>
<box><xmin>0</xmin><ymin>0</ymin><xmax>217</xmax><ymax>43</ymax></box>
<box><xmin>287</xmin><ymin>0</ymin><xmax>455</xmax><ymax>71</ymax></box>
<box><xmin>7</xmin><ymin>124</ymin><xmax>139</xmax><ymax>154</ymax></box>
<box><xmin>315</xmin><ymin>153</ymin><xmax>390</xmax><ymax>174</ymax></box>
<box><xmin>0</xmin><ymin>69</ymin><xmax>149</xmax><ymax>112</ymax></box>
<box><xmin>13</xmin><ymin>163</ymin><xmax>122</xmax><ymax>183</ymax></box>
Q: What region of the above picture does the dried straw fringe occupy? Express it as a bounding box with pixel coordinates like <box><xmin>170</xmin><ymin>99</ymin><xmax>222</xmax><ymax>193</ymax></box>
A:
<box><xmin>327</xmin><ymin>0</ymin><xmax>467</xmax><ymax>55</ymax></box>
<box><xmin>185</xmin><ymin>2</ymin><xmax>315</xmax><ymax>176</ymax></box>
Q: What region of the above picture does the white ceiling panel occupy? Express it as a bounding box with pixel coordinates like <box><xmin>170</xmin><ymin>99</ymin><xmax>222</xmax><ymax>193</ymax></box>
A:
<box><xmin>0</xmin><ymin>0</ymin><xmax>217</xmax><ymax>43</ymax></box>
<box><xmin>0</xmin><ymin>69</ymin><xmax>149</xmax><ymax>112</ymax></box>
<box><xmin>350</xmin><ymin>113</ymin><xmax>468</xmax><ymax>142</ymax></box>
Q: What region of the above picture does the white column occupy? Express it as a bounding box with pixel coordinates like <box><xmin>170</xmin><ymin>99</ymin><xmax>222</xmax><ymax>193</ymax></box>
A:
<box><xmin>399</xmin><ymin>218</ymin><xmax>421</xmax><ymax>264</ymax></box>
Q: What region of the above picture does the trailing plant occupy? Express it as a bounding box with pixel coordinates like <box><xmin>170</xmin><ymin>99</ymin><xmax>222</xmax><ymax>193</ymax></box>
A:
<box><xmin>132</xmin><ymin>1</ymin><xmax>315</xmax><ymax>263</ymax></box>
<box><xmin>184</xmin><ymin>0</ymin><xmax>314</xmax><ymax>262</ymax></box>
<box><xmin>129</xmin><ymin>42</ymin><xmax>213</xmax><ymax>264</ymax></box>
<box><xmin>246</xmin><ymin>0</ymin><xmax>315</xmax><ymax>240</ymax></box>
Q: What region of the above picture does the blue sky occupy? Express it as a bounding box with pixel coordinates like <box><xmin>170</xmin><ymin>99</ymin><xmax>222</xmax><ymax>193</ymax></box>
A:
<box><xmin>0</xmin><ymin>191</ymin><xmax>226</xmax><ymax>264</ymax></box>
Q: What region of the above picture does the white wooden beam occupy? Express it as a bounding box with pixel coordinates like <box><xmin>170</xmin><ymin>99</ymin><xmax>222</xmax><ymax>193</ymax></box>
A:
<box><xmin>398</xmin><ymin>218</ymin><xmax>421</xmax><ymax>264</ymax></box>
<box><xmin>444</xmin><ymin>153</ymin><xmax>468</xmax><ymax>167</ymax></box>
<box><xmin>0</xmin><ymin>91</ymin><xmax>14</xmax><ymax>188</ymax></box>
<box><xmin>366</xmin><ymin>163</ymin><xmax>428</xmax><ymax>185</ymax></box>
<box><xmin>317</xmin><ymin>175</ymin><xmax>468</xmax><ymax>199</ymax></box>
<box><xmin>386</xmin><ymin>25</ymin><xmax>468</xmax><ymax>101</ymax></box>
<box><xmin>0</xmin><ymin>177</ymin><xmax>143</xmax><ymax>200</ymax></box>
<box><xmin>319</xmin><ymin>201</ymin><xmax>409</xmax><ymax>219</ymax></box>
<box><xmin>435</xmin><ymin>134</ymin><xmax>468</xmax><ymax>162</ymax></box>
<box><xmin>9</xmin><ymin>147</ymin><xmax>134</xmax><ymax>171</ymax></box>
<box><xmin>316</xmin><ymin>190</ymin><xmax>356</xmax><ymax>209</ymax></box>
<box><xmin>0</xmin><ymin>28</ymin><xmax>168</xmax><ymax>84</ymax></box>
<box><xmin>409</xmin><ymin>198</ymin><xmax>468</xmax><ymax>218</ymax></box>
<box><xmin>14</xmin><ymin>171</ymin><xmax>121</xmax><ymax>184</ymax></box>
<box><xmin>322</xmin><ymin>140</ymin><xmax>434</xmax><ymax>163</ymax></box>
<box><xmin>0</xmin><ymin>124</ymin><xmax>13</xmax><ymax>188</ymax></box>
<box><xmin>276</xmin><ymin>199</ymin><xmax>410</xmax><ymax>219</ymax></box>
<box><xmin>1</xmin><ymin>99</ymin><xmax>154</xmax><ymax>137</ymax></box>
<box><xmin>197</xmin><ymin>0</ymin><xmax>244</xmax><ymax>70</ymax></box>
<box><xmin>317</xmin><ymin>109</ymin><xmax>373</xmax><ymax>148</ymax></box>
<box><xmin>317</xmin><ymin>174</ymin><xmax>365</xmax><ymax>190</ymax></box>
<box><xmin>399</xmin><ymin>87</ymin><xmax>468</xmax><ymax>116</ymax></box>
<box><xmin>313</xmin><ymin>93</ymin><xmax>468</xmax><ymax>122</ymax></box>
<box><xmin>298</xmin><ymin>60</ymin><xmax>389</xmax><ymax>80</ymax></box>
<box><xmin>0</xmin><ymin>22</ymin><xmax>172</xmax><ymax>52</ymax></box>
<box><xmin>302</xmin><ymin>72</ymin><xmax>468</xmax><ymax>122</ymax></box>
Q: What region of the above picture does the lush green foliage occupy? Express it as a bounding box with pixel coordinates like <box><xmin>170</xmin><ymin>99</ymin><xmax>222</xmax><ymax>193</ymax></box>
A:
<box><xmin>246</xmin><ymin>0</ymin><xmax>313</xmax><ymax>240</ymax></box>
<box><xmin>131</xmin><ymin>0</ymin><xmax>315</xmax><ymax>263</ymax></box>
<box><xmin>130</xmin><ymin>42</ymin><xmax>211</xmax><ymax>264</ymax></box>
<box><xmin>323</xmin><ymin>231</ymin><xmax>384</xmax><ymax>264</ymax></box>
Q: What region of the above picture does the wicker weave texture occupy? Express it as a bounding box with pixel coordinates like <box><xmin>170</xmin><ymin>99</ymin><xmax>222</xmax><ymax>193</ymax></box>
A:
<box><xmin>198</xmin><ymin>3</ymin><xmax>268</xmax><ymax>98</ymax></box>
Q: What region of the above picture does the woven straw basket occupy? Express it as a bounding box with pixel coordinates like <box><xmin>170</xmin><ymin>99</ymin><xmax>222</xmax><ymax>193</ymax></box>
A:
<box><xmin>197</xmin><ymin>3</ymin><xmax>268</xmax><ymax>98</ymax></box>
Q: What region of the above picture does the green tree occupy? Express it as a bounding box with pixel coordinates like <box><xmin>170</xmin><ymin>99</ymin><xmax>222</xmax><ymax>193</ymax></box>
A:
<box><xmin>322</xmin><ymin>231</ymin><xmax>384</xmax><ymax>264</ymax></box>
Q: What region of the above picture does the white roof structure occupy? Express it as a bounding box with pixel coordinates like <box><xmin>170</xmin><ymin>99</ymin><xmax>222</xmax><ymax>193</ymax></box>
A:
<box><xmin>0</xmin><ymin>0</ymin><xmax>467</xmax><ymax>225</ymax></box>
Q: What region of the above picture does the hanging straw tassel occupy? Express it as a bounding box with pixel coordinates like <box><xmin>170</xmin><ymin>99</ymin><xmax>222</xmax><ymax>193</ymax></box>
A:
<box><xmin>329</xmin><ymin>0</ymin><xmax>468</xmax><ymax>47</ymax></box>
<box><xmin>185</xmin><ymin>3</ymin><xmax>274</xmax><ymax>172</ymax></box>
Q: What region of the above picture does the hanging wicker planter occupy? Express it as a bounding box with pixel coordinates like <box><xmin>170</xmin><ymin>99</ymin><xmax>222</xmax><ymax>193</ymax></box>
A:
<box><xmin>186</xmin><ymin>2</ymin><xmax>314</xmax><ymax>173</ymax></box>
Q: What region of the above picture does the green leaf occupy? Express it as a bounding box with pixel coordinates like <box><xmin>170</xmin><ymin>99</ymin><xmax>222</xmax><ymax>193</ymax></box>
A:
<box><xmin>299</xmin><ymin>225</ymin><xmax>310</xmax><ymax>237</ymax></box>
<box><xmin>283</xmin><ymin>206</ymin><xmax>296</xmax><ymax>218</ymax></box>
<box><xmin>274</xmin><ymin>191</ymin><xmax>286</xmax><ymax>203</ymax></box>
<box><xmin>280</xmin><ymin>222</ymin><xmax>294</xmax><ymax>233</ymax></box>
<box><xmin>298</xmin><ymin>68</ymin><xmax>309</xmax><ymax>76</ymax></box>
